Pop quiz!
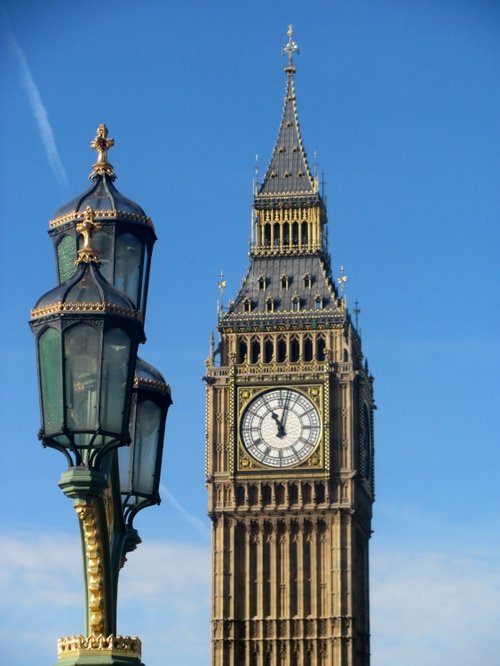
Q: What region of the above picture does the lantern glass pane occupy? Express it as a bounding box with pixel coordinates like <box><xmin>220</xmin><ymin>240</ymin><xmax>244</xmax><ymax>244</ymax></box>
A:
<box><xmin>93</xmin><ymin>229</ymin><xmax>113</xmax><ymax>283</ymax></box>
<box><xmin>64</xmin><ymin>324</ymin><xmax>100</xmax><ymax>441</ymax></box>
<box><xmin>57</xmin><ymin>235</ymin><xmax>77</xmax><ymax>283</ymax></box>
<box><xmin>101</xmin><ymin>327</ymin><xmax>131</xmax><ymax>434</ymax></box>
<box><xmin>140</xmin><ymin>246</ymin><xmax>151</xmax><ymax>315</ymax></box>
<box><xmin>39</xmin><ymin>327</ymin><xmax>63</xmax><ymax>434</ymax></box>
<box><xmin>118</xmin><ymin>441</ymin><xmax>132</xmax><ymax>495</ymax></box>
<box><xmin>115</xmin><ymin>233</ymin><xmax>142</xmax><ymax>308</ymax></box>
<box><xmin>133</xmin><ymin>399</ymin><xmax>161</xmax><ymax>495</ymax></box>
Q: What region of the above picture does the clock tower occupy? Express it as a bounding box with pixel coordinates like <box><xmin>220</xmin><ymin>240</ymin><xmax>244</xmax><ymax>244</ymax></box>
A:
<box><xmin>205</xmin><ymin>27</ymin><xmax>375</xmax><ymax>666</ymax></box>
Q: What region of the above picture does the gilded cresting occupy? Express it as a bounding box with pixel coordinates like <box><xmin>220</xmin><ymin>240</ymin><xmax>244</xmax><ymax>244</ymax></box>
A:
<box><xmin>205</xmin><ymin>26</ymin><xmax>375</xmax><ymax>666</ymax></box>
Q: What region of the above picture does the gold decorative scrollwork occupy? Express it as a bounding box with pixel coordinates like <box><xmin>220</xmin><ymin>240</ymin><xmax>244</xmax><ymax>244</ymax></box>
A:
<box><xmin>75</xmin><ymin>501</ymin><xmax>106</xmax><ymax>636</ymax></box>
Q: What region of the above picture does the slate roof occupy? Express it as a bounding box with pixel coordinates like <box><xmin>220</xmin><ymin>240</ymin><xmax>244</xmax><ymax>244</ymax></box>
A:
<box><xmin>220</xmin><ymin>255</ymin><xmax>342</xmax><ymax>330</ymax></box>
<box><xmin>258</xmin><ymin>74</ymin><xmax>316</xmax><ymax>196</ymax></box>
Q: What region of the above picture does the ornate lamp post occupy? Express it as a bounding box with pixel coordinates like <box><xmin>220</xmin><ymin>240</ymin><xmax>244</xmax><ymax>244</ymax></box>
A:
<box><xmin>29</xmin><ymin>127</ymin><xmax>170</xmax><ymax>666</ymax></box>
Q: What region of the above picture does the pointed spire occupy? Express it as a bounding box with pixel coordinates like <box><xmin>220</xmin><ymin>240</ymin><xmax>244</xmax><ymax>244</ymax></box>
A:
<box><xmin>258</xmin><ymin>26</ymin><xmax>316</xmax><ymax>196</ymax></box>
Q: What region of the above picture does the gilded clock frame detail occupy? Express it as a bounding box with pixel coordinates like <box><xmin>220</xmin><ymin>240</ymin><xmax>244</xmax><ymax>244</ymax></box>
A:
<box><xmin>235</xmin><ymin>382</ymin><xmax>326</xmax><ymax>475</ymax></box>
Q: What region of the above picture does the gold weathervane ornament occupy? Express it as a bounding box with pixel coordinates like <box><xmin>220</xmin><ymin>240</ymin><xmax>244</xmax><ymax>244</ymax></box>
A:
<box><xmin>89</xmin><ymin>123</ymin><xmax>115</xmax><ymax>179</ymax></box>
<box><xmin>282</xmin><ymin>24</ymin><xmax>299</xmax><ymax>74</ymax></box>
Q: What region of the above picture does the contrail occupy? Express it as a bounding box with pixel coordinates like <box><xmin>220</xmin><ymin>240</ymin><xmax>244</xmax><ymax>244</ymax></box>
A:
<box><xmin>7</xmin><ymin>24</ymin><xmax>68</xmax><ymax>190</ymax></box>
<box><xmin>160</xmin><ymin>484</ymin><xmax>210</xmax><ymax>541</ymax></box>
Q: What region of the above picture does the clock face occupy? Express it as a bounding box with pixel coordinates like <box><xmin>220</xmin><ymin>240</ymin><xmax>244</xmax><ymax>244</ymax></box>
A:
<box><xmin>240</xmin><ymin>388</ymin><xmax>320</xmax><ymax>468</ymax></box>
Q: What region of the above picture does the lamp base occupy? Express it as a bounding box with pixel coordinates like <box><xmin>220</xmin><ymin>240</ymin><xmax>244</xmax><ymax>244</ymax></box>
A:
<box><xmin>56</xmin><ymin>635</ymin><xmax>144</xmax><ymax>666</ymax></box>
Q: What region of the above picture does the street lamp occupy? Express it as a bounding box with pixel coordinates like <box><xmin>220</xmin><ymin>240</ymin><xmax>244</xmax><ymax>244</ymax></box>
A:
<box><xmin>30</xmin><ymin>128</ymin><xmax>169</xmax><ymax>666</ymax></box>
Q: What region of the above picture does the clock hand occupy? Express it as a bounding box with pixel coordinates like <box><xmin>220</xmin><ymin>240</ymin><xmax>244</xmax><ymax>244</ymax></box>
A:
<box><xmin>271</xmin><ymin>411</ymin><xmax>285</xmax><ymax>438</ymax></box>
<box><xmin>281</xmin><ymin>391</ymin><xmax>291</xmax><ymax>431</ymax></box>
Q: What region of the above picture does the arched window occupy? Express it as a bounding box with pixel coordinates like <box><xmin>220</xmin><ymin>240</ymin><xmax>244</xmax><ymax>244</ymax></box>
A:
<box><xmin>304</xmin><ymin>336</ymin><xmax>313</xmax><ymax>362</ymax></box>
<box><xmin>273</xmin><ymin>222</ymin><xmax>280</xmax><ymax>248</ymax></box>
<box><xmin>315</xmin><ymin>295</ymin><xmax>323</xmax><ymax>310</ymax></box>
<box><xmin>266</xmin><ymin>298</ymin><xmax>274</xmax><ymax>313</ymax></box>
<box><xmin>238</xmin><ymin>339</ymin><xmax>247</xmax><ymax>363</ymax></box>
<box><xmin>264</xmin><ymin>338</ymin><xmax>273</xmax><ymax>363</ymax></box>
<box><xmin>290</xmin><ymin>337</ymin><xmax>300</xmax><ymax>362</ymax></box>
<box><xmin>264</xmin><ymin>224</ymin><xmax>271</xmax><ymax>246</ymax></box>
<box><xmin>281</xmin><ymin>274</ymin><xmax>289</xmax><ymax>289</ymax></box>
<box><xmin>304</xmin><ymin>273</ymin><xmax>312</xmax><ymax>289</ymax></box>
<box><xmin>301</xmin><ymin>221</ymin><xmax>308</xmax><ymax>245</ymax></box>
<box><xmin>250</xmin><ymin>339</ymin><xmax>260</xmax><ymax>364</ymax></box>
<box><xmin>283</xmin><ymin>222</ymin><xmax>290</xmax><ymax>247</ymax></box>
<box><xmin>277</xmin><ymin>337</ymin><xmax>287</xmax><ymax>363</ymax></box>
<box><xmin>292</xmin><ymin>221</ymin><xmax>299</xmax><ymax>245</ymax></box>
<box><xmin>243</xmin><ymin>298</ymin><xmax>252</xmax><ymax>313</ymax></box>
<box><xmin>291</xmin><ymin>296</ymin><xmax>300</xmax><ymax>312</ymax></box>
<box><xmin>315</xmin><ymin>481</ymin><xmax>325</xmax><ymax>503</ymax></box>
<box><xmin>317</xmin><ymin>336</ymin><xmax>326</xmax><ymax>361</ymax></box>
<box><xmin>258</xmin><ymin>275</ymin><xmax>266</xmax><ymax>290</ymax></box>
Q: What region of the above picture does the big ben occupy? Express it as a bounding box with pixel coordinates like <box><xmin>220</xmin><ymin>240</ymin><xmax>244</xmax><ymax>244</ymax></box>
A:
<box><xmin>205</xmin><ymin>26</ymin><xmax>375</xmax><ymax>666</ymax></box>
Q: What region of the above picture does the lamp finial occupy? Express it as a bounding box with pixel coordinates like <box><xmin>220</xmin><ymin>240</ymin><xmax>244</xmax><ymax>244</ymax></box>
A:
<box><xmin>89</xmin><ymin>124</ymin><xmax>115</xmax><ymax>180</ymax></box>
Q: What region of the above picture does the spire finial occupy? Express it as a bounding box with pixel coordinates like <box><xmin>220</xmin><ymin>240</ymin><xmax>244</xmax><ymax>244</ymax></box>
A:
<box><xmin>89</xmin><ymin>124</ymin><xmax>115</xmax><ymax>180</ymax></box>
<box><xmin>282</xmin><ymin>24</ymin><xmax>299</xmax><ymax>75</ymax></box>
<box><xmin>217</xmin><ymin>271</ymin><xmax>227</xmax><ymax>317</ymax></box>
<box><xmin>76</xmin><ymin>206</ymin><xmax>101</xmax><ymax>264</ymax></box>
<box><xmin>337</xmin><ymin>265</ymin><xmax>348</xmax><ymax>298</ymax></box>
<box><xmin>354</xmin><ymin>299</ymin><xmax>361</xmax><ymax>330</ymax></box>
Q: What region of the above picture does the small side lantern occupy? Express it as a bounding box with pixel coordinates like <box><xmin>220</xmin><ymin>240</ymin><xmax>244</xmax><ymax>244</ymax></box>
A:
<box><xmin>119</xmin><ymin>357</ymin><xmax>172</xmax><ymax>522</ymax></box>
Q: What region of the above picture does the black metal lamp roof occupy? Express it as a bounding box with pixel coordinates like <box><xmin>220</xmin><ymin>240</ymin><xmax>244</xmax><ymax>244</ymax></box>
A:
<box><xmin>50</xmin><ymin>125</ymin><xmax>151</xmax><ymax>228</ymax></box>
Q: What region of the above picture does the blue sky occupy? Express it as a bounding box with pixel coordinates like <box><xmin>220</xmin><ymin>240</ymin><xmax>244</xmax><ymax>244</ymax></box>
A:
<box><xmin>1</xmin><ymin>1</ymin><xmax>499</xmax><ymax>665</ymax></box>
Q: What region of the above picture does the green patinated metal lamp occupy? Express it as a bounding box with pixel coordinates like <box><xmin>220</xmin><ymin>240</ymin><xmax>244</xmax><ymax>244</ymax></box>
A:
<box><xmin>30</xmin><ymin>128</ymin><xmax>170</xmax><ymax>666</ymax></box>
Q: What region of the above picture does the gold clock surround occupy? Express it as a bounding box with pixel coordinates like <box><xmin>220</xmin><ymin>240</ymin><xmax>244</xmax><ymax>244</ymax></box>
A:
<box><xmin>237</xmin><ymin>383</ymin><xmax>324</xmax><ymax>473</ymax></box>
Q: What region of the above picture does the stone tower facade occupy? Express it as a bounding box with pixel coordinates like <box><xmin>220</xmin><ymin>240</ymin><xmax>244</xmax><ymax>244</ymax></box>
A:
<box><xmin>205</xmin><ymin>28</ymin><xmax>375</xmax><ymax>666</ymax></box>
